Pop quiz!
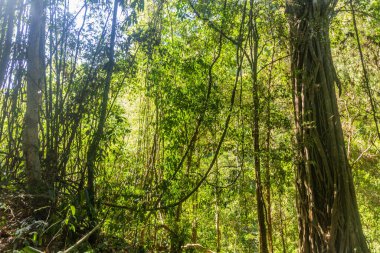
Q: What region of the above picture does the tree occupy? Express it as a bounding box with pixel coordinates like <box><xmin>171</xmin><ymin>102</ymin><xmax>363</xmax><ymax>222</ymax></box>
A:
<box><xmin>23</xmin><ymin>0</ymin><xmax>47</xmax><ymax>214</ymax></box>
<box><xmin>286</xmin><ymin>0</ymin><xmax>369</xmax><ymax>251</ymax></box>
<box><xmin>248</xmin><ymin>2</ymin><xmax>269</xmax><ymax>252</ymax></box>
<box><xmin>86</xmin><ymin>0</ymin><xmax>119</xmax><ymax>224</ymax></box>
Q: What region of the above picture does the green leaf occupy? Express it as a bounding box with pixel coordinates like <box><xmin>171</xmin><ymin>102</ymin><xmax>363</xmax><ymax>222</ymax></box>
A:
<box><xmin>70</xmin><ymin>224</ymin><xmax>76</xmax><ymax>232</ymax></box>
<box><xmin>70</xmin><ymin>205</ymin><xmax>76</xmax><ymax>216</ymax></box>
<box><xmin>32</xmin><ymin>232</ymin><xmax>38</xmax><ymax>242</ymax></box>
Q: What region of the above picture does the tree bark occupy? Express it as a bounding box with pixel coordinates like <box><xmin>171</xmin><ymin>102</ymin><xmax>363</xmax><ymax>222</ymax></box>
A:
<box><xmin>286</xmin><ymin>0</ymin><xmax>369</xmax><ymax>252</ymax></box>
<box><xmin>24</xmin><ymin>0</ymin><xmax>46</xmax><ymax>210</ymax></box>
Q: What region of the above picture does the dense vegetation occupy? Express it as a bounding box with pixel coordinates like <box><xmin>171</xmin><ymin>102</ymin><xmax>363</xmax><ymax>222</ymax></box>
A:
<box><xmin>0</xmin><ymin>0</ymin><xmax>379</xmax><ymax>252</ymax></box>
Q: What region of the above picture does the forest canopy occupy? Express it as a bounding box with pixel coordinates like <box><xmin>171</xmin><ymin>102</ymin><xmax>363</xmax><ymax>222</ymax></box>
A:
<box><xmin>0</xmin><ymin>0</ymin><xmax>379</xmax><ymax>252</ymax></box>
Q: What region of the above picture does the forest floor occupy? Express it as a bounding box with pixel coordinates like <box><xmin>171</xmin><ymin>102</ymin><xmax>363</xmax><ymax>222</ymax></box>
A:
<box><xmin>0</xmin><ymin>188</ymin><xmax>26</xmax><ymax>251</ymax></box>
<box><xmin>0</xmin><ymin>190</ymin><xmax>133</xmax><ymax>252</ymax></box>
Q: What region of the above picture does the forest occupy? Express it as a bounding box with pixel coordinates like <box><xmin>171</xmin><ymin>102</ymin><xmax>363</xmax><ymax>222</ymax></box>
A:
<box><xmin>0</xmin><ymin>0</ymin><xmax>379</xmax><ymax>252</ymax></box>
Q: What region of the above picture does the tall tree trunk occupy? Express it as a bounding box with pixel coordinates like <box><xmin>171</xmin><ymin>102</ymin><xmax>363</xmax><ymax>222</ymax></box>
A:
<box><xmin>191</xmin><ymin>191</ymin><xmax>198</xmax><ymax>244</ymax></box>
<box><xmin>24</xmin><ymin>0</ymin><xmax>46</xmax><ymax>213</ymax></box>
<box><xmin>249</xmin><ymin>2</ymin><xmax>269</xmax><ymax>252</ymax></box>
<box><xmin>265</xmin><ymin>39</ymin><xmax>275</xmax><ymax>253</ymax></box>
<box><xmin>286</xmin><ymin>1</ymin><xmax>369</xmax><ymax>252</ymax></box>
<box><xmin>215</xmin><ymin>160</ymin><xmax>221</xmax><ymax>253</ymax></box>
<box><xmin>86</xmin><ymin>0</ymin><xmax>118</xmax><ymax>224</ymax></box>
<box><xmin>170</xmin><ymin>204</ymin><xmax>183</xmax><ymax>253</ymax></box>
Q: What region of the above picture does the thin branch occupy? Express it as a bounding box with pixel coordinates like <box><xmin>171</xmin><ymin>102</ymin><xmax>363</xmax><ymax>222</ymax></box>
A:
<box><xmin>350</xmin><ymin>0</ymin><xmax>380</xmax><ymax>140</ymax></box>
<box><xmin>258</xmin><ymin>54</ymin><xmax>290</xmax><ymax>74</ymax></box>
<box><xmin>351</xmin><ymin>134</ymin><xmax>378</xmax><ymax>167</ymax></box>
<box><xmin>58</xmin><ymin>223</ymin><xmax>102</xmax><ymax>253</ymax></box>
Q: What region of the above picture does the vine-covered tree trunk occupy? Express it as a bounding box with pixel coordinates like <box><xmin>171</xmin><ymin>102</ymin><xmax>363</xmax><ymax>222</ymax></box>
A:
<box><xmin>286</xmin><ymin>0</ymin><xmax>369</xmax><ymax>252</ymax></box>
<box><xmin>24</xmin><ymin>0</ymin><xmax>46</xmax><ymax>212</ymax></box>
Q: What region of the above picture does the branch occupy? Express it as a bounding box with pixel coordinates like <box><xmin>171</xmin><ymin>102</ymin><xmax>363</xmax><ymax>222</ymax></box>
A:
<box><xmin>351</xmin><ymin>134</ymin><xmax>378</xmax><ymax>167</ymax></box>
<box><xmin>257</xmin><ymin>54</ymin><xmax>290</xmax><ymax>74</ymax></box>
<box><xmin>58</xmin><ymin>223</ymin><xmax>102</xmax><ymax>253</ymax></box>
